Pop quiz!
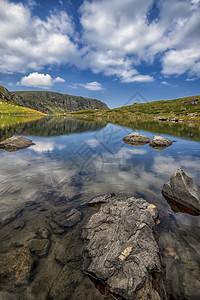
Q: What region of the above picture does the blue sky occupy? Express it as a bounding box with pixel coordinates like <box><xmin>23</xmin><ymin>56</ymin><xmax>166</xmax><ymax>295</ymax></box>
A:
<box><xmin>0</xmin><ymin>0</ymin><xmax>200</xmax><ymax>108</ymax></box>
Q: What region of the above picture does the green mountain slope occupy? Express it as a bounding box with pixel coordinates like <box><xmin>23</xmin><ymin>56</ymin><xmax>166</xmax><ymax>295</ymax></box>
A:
<box><xmin>72</xmin><ymin>95</ymin><xmax>200</xmax><ymax>121</ymax></box>
<box><xmin>11</xmin><ymin>90</ymin><xmax>109</xmax><ymax>114</ymax></box>
<box><xmin>0</xmin><ymin>86</ymin><xmax>45</xmax><ymax>116</ymax></box>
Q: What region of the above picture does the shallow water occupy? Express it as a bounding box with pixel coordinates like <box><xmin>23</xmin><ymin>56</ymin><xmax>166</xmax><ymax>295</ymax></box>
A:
<box><xmin>0</xmin><ymin>116</ymin><xmax>200</xmax><ymax>299</ymax></box>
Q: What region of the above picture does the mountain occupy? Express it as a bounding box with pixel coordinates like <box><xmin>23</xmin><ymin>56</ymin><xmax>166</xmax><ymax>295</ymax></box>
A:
<box><xmin>0</xmin><ymin>86</ymin><xmax>45</xmax><ymax>115</ymax></box>
<box><xmin>11</xmin><ymin>90</ymin><xmax>109</xmax><ymax>114</ymax></box>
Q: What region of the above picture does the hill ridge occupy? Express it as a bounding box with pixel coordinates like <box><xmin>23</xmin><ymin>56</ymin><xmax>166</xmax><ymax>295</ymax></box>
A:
<box><xmin>11</xmin><ymin>90</ymin><xmax>109</xmax><ymax>114</ymax></box>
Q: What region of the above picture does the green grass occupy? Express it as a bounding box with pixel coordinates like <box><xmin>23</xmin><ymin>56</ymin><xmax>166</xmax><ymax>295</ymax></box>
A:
<box><xmin>70</xmin><ymin>95</ymin><xmax>200</xmax><ymax>121</ymax></box>
<box><xmin>0</xmin><ymin>99</ymin><xmax>46</xmax><ymax>116</ymax></box>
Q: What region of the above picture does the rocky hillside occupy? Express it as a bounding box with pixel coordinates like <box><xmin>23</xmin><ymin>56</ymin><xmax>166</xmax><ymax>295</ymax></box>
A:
<box><xmin>11</xmin><ymin>90</ymin><xmax>109</xmax><ymax>114</ymax></box>
<box><xmin>0</xmin><ymin>86</ymin><xmax>45</xmax><ymax>116</ymax></box>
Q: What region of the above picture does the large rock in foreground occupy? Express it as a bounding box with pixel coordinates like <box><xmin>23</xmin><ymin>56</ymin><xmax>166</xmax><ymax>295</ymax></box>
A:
<box><xmin>123</xmin><ymin>132</ymin><xmax>150</xmax><ymax>146</ymax></box>
<box><xmin>0</xmin><ymin>136</ymin><xmax>35</xmax><ymax>151</ymax></box>
<box><xmin>162</xmin><ymin>168</ymin><xmax>200</xmax><ymax>214</ymax></box>
<box><xmin>83</xmin><ymin>195</ymin><xmax>166</xmax><ymax>299</ymax></box>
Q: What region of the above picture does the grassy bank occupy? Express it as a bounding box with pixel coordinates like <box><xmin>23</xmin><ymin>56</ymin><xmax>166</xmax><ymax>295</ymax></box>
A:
<box><xmin>70</xmin><ymin>95</ymin><xmax>200</xmax><ymax>121</ymax></box>
<box><xmin>0</xmin><ymin>99</ymin><xmax>46</xmax><ymax>116</ymax></box>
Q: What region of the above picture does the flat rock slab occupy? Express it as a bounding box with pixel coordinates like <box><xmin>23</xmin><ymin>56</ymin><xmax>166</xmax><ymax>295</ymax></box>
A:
<box><xmin>0</xmin><ymin>136</ymin><xmax>35</xmax><ymax>151</ymax></box>
<box><xmin>123</xmin><ymin>133</ymin><xmax>150</xmax><ymax>146</ymax></box>
<box><xmin>149</xmin><ymin>136</ymin><xmax>173</xmax><ymax>148</ymax></box>
<box><xmin>83</xmin><ymin>195</ymin><xmax>166</xmax><ymax>299</ymax></box>
<box><xmin>54</xmin><ymin>208</ymin><xmax>81</xmax><ymax>228</ymax></box>
<box><xmin>162</xmin><ymin>168</ymin><xmax>200</xmax><ymax>214</ymax></box>
<box><xmin>0</xmin><ymin>247</ymin><xmax>33</xmax><ymax>286</ymax></box>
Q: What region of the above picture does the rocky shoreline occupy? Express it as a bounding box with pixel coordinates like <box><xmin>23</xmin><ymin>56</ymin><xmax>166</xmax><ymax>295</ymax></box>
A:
<box><xmin>0</xmin><ymin>169</ymin><xmax>200</xmax><ymax>299</ymax></box>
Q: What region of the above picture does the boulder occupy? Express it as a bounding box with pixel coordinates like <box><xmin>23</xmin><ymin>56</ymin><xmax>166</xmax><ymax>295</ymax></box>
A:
<box><xmin>188</xmin><ymin>98</ymin><xmax>199</xmax><ymax>105</ymax></box>
<box><xmin>149</xmin><ymin>136</ymin><xmax>173</xmax><ymax>148</ymax></box>
<box><xmin>83</xmin><ymin>195</ymin><xmax>166</xmax><ymax>299</ymax></box>
<box><xmin>0</xmin><ymin>136</ymin><xmax>35</xmax><ymax>151</ymax></box>
<box><xmin>162</xmin><ymin>168</ymin><xmax>200</xmax><ymax>214</ymax></box>
<box><xmin>123</xmin><ymin>132</ymin><xmax>150</xmax><ymax>146</ymax></box>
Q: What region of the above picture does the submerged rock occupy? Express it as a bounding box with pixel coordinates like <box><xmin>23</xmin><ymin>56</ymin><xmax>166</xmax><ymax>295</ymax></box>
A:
<box><xmin>26</xmin><ymin>238</ymin><xmax>50</xmax><ymax>257</ymax></box>
<box><xmin>0</xmin><ymin>247</ymin><xmax>33</xmax><ymax>286</ymax></box>
<box><xmin>54</xmin><ymin>208</ymin><xmax>81</xmax><ymax>228</ymax></box>
<box><xmin>83</xmin><ymin>195</ymin><xmax>166</xmax><ymax>299</ymax></box>
<box><xmin>0</xmin><ymin>136</ymin><xmax>35</xmax><ymax>152</ymax></box>
<box><xmin>86</xmin><ymin>193</ymin><xmax>115</xmax><ymax>207</ymax></box>
<box><xmin>123</xmin><ymin>132</ymin><xmax>150</xmax><ymax>146</ymax></box>
<box><xmin>162</xmin><ymin>168</ymin><xmax>200</xmax><ymax>214</ymax></box>
<box><xmin>149</xmin><ymin>136</ymin><xmax>173</xmax><ymax>149</ymax></box>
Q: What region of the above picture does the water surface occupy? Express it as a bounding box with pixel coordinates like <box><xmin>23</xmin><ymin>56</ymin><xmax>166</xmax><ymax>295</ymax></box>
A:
<box><xmin>0</xmin><ymin>116</ymin><xmax>200</xmax><ymax>299</ymax></box>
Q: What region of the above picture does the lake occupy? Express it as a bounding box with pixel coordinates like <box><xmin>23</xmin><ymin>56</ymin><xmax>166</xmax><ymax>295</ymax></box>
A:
<box><xmin>0</xmin><ymin>116</ymin><xmax>200</xmax><ymax>299</ymax></box>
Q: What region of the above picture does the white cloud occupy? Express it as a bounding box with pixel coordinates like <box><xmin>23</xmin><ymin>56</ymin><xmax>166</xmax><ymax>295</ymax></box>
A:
<box><xmin>79</xmin><ymin>0</ymin><xmax>156</xmax><ymax>82</ymax></box>
<box><xmin>80</xmin><ymin>0</ymin><xmax>200</xmax><ymax>80</ymax></box>
<box><xmin>18</xmin><ymin>72</ymin><xmax>65</xmax><ymax>89</ymax></box>
<box><xmin>123</xmin><ymin>75</ymin><xmax>153</xmax><ymax>83</ymax></box>
<box><xmin>26</xmin><ymin>0</ymin><xmax>38</xmax><ymax>8</ymax></box>
<box><xmin>80</xmin><ymin>81</ymin><xmax>105</xmax><ymax>91</ymax></box>
<box><xmin>185</xmin><ymin>77</ymin><xmax>197</xmax><ymax>81</ymax></box>
<box><xmin>161</xmin><ymin>81</ymin><xmax>170</xmax><ymax>85</ymax></box>
<box><xmin>0</xmin><ymin>0</ymin><xmax>200</xmax><ymax>82</ymax></box>
<box><xmin>0</xmin><ymin>0</ymin><xmax>79</xmax><ymax>74</ymax></box>
<box><xmin>54</xmin><ymin>77</ymin><xmax>65</xmax><ymax>83</ymax></box>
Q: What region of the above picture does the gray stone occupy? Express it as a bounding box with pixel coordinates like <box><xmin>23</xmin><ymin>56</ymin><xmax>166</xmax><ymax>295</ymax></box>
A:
<box><xmin>26</xmin><ymin>238</ymin><xmax>50</xmax><ymax>257</ymax></box>
<box><xmin>50</xmin><ymin>221</ymin><xmax>65</xmax><ymax>234</ymax></box>
<box><xmin>0</xmin><ymin>136</ymin><xmax>35</xmax><ymax>152</ymax></box>
<box><xmin>54</xmin><ymin>208</ymin><xmax>81</xmax><ymax>228</ymax></box>
<box><xmin>149</xmin><ymin>136</ymin><xmax>173</xmax><ymax>148</ymax></box>
<box><xmin>87</xmin><ymin>193</ymin><xmax>115</xmax><ymax>206</ymax></box>
<box><xmin>123</xmin><ymin>132</ymin><xmax>150</xmax><ymax>146</ymax></box>
<box><xmin>83</xmin><ymin>195</ymin><xmax>166</xmax><ymax>300</ymax></box>
<box><xmin>188</xmin><ymin>98</ymin><xmax>199</xmax><ymax>105</ymax></box>
<box><xmin>162</xmin><ymin>168</ymin><xmax>200</xmax><ymax>214</ymax></box>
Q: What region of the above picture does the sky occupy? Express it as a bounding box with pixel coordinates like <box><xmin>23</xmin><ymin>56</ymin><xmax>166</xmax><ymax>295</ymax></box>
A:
<box><xmin>0</xmin><ymin>0</ymin><xmax>200</xmax><ymax>108</ymax></box>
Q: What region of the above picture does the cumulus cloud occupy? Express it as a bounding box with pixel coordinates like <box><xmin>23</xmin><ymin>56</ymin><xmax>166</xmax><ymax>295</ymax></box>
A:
<box><xmin>0</xmin><ymin>0</ymin><xmax>79</xmax><ymax>74</ymax></box>
<box><xmin>79</xmin><ymin>0</ymin><xmax>156</xmax><ymax>82</ymax></box>
<box><xmin>161</xmin><ymin>81</ymin><xmax>170</xmax><ymax>85</ymax></box>
<box><xmin>0</xmin><ymin>0</ymin><xmax>200</xmax><ymax>82</ymax></box>
<box><xmin>80</xmin><ymin>0</ymin><xmax>200</xmax><ymax>80</ymax></box>
<box><xmin>18</xmin><ymin>72</ymin><xmax>65</xmax><ymax>89</ymax></box>
<box><xmin>79</xmin><ymin>81</ymin><xmax>105</xmax><ymax>91</ymax></box>
<box><xmin>54</xmin><ymin>77</ymin><xmax>65</xmax><ymax>83</ymax></box>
